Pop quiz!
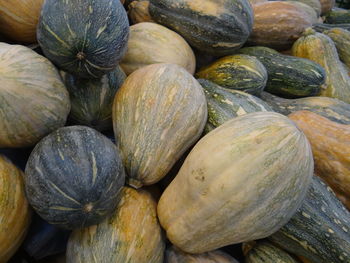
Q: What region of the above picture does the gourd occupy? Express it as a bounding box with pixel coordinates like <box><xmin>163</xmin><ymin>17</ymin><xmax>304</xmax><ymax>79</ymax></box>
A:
<box><xmin>120</xmin><ymin>22</ymin><xmax>195</xmax><ymax>75</ymax></box>
<box><xmin>37</xmin><ymin>0</ymin><xmax>129</xmax><ymax>78</ymax></box>
<box><xmin>24</xmin><ymin>126</ymin><xmax>125</xmax><ymax>229</ymax></box>
<box><xmin>323</xmin><ymin>28</ymin><xmax>350</xmax><ymax>68</ymax></box>
<box><xmin>324</xmin><ymin>8</ymin><xmax>350</xmax><ymax>24</ymax></box>
<box><xmin>67</xmin><ymin>187</ymin><xmax>165</xmax><ymax>263</ymax></box>
<box><xmin>113</xmin><ymin>63</ymin><xmax>207</xmax><ymax>188</ymax></box>
<box><xmin>195</xmin><ymin>54</ymin><xmax>268</xmax><ymax>95</ymax></box>
<box><xmin>320</xmin><ymin>0</ymin><xmax>335</xmax><ymax>15</ymax></box>
<box><xmin>313</xmin><ymin>23</ymin><xmax>350</xmax><ymax>32</ymax></box>
<box><xmin>0</xmin><ymin>43</ymin><xmax>70</xmax><ymax>148</ymax></box>
<box><xmin>287</xmin><ymin>0</ymin><xmax>322</xmax><ymax>16</ymax></box>
<box><xmin>292</xmin><ymin>28</ymin><xmax>350</xmax><ymax>104</ymax></box>
<box><xmin>0</xmin><ymin>156</ymin><xmax>31</xmax><ymax>263</ymax></box>
<box><xmin>157</xmin><ymin>111</ymin><xmax>314</xmax><ymax>254</ymax></box>
<box><xmin>148</xmin><ymin>0</ymin><xmax>254</xmax><ymax>56</ymax></box>
<box><xmin>128</xmin><ymin>0</ymin><xmax>154</xmax><ymax>24</ymax></box>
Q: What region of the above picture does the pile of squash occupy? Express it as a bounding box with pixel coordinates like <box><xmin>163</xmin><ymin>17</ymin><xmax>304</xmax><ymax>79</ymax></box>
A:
<box><xmin>1</xmin><ymin>0</ymin><xmax>350</xmax><ymax>262</ymax></box>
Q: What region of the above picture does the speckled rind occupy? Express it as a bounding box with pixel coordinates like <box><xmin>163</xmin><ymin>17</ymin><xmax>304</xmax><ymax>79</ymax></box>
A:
<box><xmin>67</xmin><ymin>187</ymin><xmax>165</xmax><ymax>263</ymax></box>
<box><xmin>324</xmin><ymin>28</ymin><xmax>350</xmax><ymax>69</ymax></box>
<box><xmin>24</xmin><ymin>126</ymin><xmax>125</xmax><ymax>229</ymax></box>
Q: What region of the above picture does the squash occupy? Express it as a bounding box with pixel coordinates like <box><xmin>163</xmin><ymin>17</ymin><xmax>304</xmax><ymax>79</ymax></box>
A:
<box><xmin>248</xmin><ymin>0</ymin><xmax>267</xmax><ymax>5</ymax></box>
<box><xmin>325</xmin><ymin>8</ymin><xmax>350</xmax><ymax>24</ymax></box>
<box><xmin>313</xmin><ymin>23</ymin><xmax>350</xmax><ymax>32</ymax></box>
<box><xmin>120</xmin><ymin>22</ymin><xmax>195</xmax><ymax>75</ymax></box>
<box><xmin>62</xmin><ymin>66</ymin><xmax>126</xmax><ymax>131</ymax></box>
<box><xmin>128</xmin><ymin>0</ymin><xmax>154</xmax><ymax>24</ymax></box>
<box><xmin>288</xmin><ymin>110</ymin><xmax>350</xmax><ymax>210</ymax></box>
<box><xmin>148</xmin><ymin>0</ymin><xmax>254</xmax><ymax>56</ymax></box>
<box><xmin>269</xmin><ymin>176</ymin><xmax>350</xmax><ymax>263</ymax></box>
<box><xmin>0</xmin><ymin>156</ymin><xmax>31</xmax><ymax>263</ymax></box>
<box><xmin>198</xmin><ymin>79</ymin><xmax>273</xmax><ymax>133</ymax></box>
<box><xmin>249</xmin><ymin>1</ymin><xmax>317</xmax><ymax>50</ymax></box>
<box><xmin>0</xmin><ymin>0</ymin><xmax>44</xmax><ymax>43</ymax></box>
<box><xmin>165</xmin><ymin>246</ymin><xmax>239</xmax><ymax>263</ymax></box>
<box><xmin>292</xmin><ymin>28</ymin><xmax>350</xmax><ymax>104</ymax></box>
<box><xmin>287</xmin><ymin>0</ymin><xmax>322</xmax><ymax>16</ymax></box>
<box><xmin>157</xmin><ymin>111</ymin><xmax>314</xmax><ymax>254</ymax></box>
<box><xmin>320</xmin><ymin>0</ymin><xmax>335</xmax><ymax>15</ymax></box>
<box><xmin>24</xmin><ymin>126</ymin><xmax>125</xmax><ymax>229</ymax></box>
<box><xmin>286</xmin><ymin>1</ymin><xmax>319</xmax><ymax>19</ymax></box>
<box><xmin>37</xmin><ymin>0</ymin><xmax>129</xmax><ymax>78</ymax></box>
<box><xmin>0</xmin><ymin>43</ymin><xmax>70</xmax><ymax>148</ymax></box>
<box><xmin>324</xmin><ymin>28</ymin><xmax>350</xmax><ymax>68</ymax></box>
<box><xmin>66</xmin><ymin>187</ymin><xmax>165</xmax><ymax>263</ymax></box>
<box><xmin>238</xmin><ymin>46</ymin><xmax>326</xmax><ymax>98</ymax></box>
<box><xmin>113</xmin><ymin>63</ymin><xmax>207</xmax><ymax>188</ymax></box>
<box><xmin>195</xmin><ymin>54</ymin><xmax>268</xmax><ymax>95</ymax></box>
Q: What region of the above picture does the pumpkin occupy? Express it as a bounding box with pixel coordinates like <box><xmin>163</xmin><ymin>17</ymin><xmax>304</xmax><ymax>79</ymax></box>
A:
<box><xmin>195</xmin><ymin>54</ymin><xmax>268</xmax><ymax>95</ymax></box>
<box><xmin>0</xmin><ymin>43</ymin><xmax>70</xmax><ymax>148</ymax></box>
<box><xmin>0</xmin><ymin>156</ymin><xmax>31</xmax><ymax>263</ymax></box>
<box><xmin>324</xmin><ymin>28</ymin><xmax>350</xmax><ymax>69</ymax></box>
<box><xmin>286</xmin><ymin>0</ymin><xmax>322</xmax><ymax>16</ymax></box>
<box><xmin>289</xmin><ymin>110</ymin><xmax>350</xmax><ymax>210</ymax></box>
<box><xmin>0</xmin><ymin>0</ymin><xmax>44</xmax><ymax>43</ymax></box>
<box><xmin>128</xmin><ymin>0</ymin><xmax>154</xmax><ymax>24</ymax></box>
<box><xmin>320</xmin><ymin>0</ymin><xmax>335</xmax><ymax>14</ymax></box>
<box><xmin>37</xmin><ymin>0</ymin><xmax>129</xmax><ymax>78</ymax></box>
<box><xmin>249</xmin><ymin>1</ymin><xmax>317</xmax><ymax>50</ymax></box>
<box><xmin>120</xmin><ymin>22</ymin><xmax>196</xmax><ymax>75</ymax></box>
<box><xmin>148</xmin><ymin>0</ymin><xmax>254</xmax><ymax>56</ymax></box>
<box><xmin>113</xmin><ymin>63</ymin><xmax>207</xmax><ymax>188</ymax></box>
<box><xmin>324</xmin><ymin>8</ymin><xmax>350</xmax><ymax>24</ymax></box>
<box><xmin>67</xmin><ymin>187</ymin><xmax>165</xmax><ymax>263</ymax></box>
<box><xmin>24</xmin><ymin>126</ymin><xmax>125</xmax><ymax>229</ymax></box>
<box><xmin>157</xmin><ymin>111</ymin><xmax>314</xmax><ymax>254</ymax></box>
<box><xmin>313</xmin><ymin>23</ymin><xmax>350</xmax><ymax>32</ymax></box>
<box><xmin>62</xmin><ymin>66</ymin><xmax>126</xmax><ymax>131</ymax></box>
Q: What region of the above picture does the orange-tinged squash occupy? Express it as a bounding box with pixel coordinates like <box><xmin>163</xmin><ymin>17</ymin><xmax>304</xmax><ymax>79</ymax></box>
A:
<box><xmin>128</xmin><ymin>0</ymin><xmax>154</xmax><ymax>24</ymax></box>
<box><xmin>320</xmin><ymin>0</ymin><xmax>335</xmax><ymax>15</ymax></box>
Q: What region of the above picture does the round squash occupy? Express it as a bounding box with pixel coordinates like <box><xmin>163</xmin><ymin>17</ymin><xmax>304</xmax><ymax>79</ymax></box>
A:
<box><xmin>67</xmin><ymin>187</ymin><xmax>165</xmax><ymax>263</ymax></box>
<box><xmin>148</xmin><ymin>0</ymin><xmax>254</xmax><ymax>56</ymax></box>
<box><xmin>62</xmin><ymin>66</ymin><xmax>126</xmax><ymax>131</ymax></box>
<box><xmin>37</xmin><ymin>0</ymin><xmax>129</xmax><ymax>78</ymax></box>
<box><xmin>157</xmin><ymin>111</ymin><xmax>314</xmax><ymax>254</ymax></box>
<box><xmin>24</xmin><ymin>126</ymin><xmax>125</xmax><ymax>229</ymax></box>
<box><xmin>128</xmin><ymin>0</ymin><xmax>154</xmax><ymax>24</ymax></box>
<box><xmin>113</xmin><ymin>63</ymin><xmax>207</xmax><ymax>188</ymax></box>
<box><xmin>0</xmin><ymin>155</ymin><xmax>31</xmax><ymax>262</ymax></box>
<box><xmin>0</xmin><ymin>43</ymin><xmax>70</xmax><ymax>148</ymax></box>
<box><xmin>120</xmin><ymin>22</ymin><xmax>196</xmax><ymax>75</ymax></box>
<box><xmin>0</xmin><ymin>0</ymin><xmax>44</xmax><ymax>43</ymax></box>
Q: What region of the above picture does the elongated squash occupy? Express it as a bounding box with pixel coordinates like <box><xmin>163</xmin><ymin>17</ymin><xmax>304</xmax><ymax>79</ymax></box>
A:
<box><xmin>313</xmin><ymin>23</ymin><xmax>350</xmax><ymax>32</ymax></box>
<box><xmin>325</xmin><ymin>8</ymin><xmax>350</xmax><ymax>24</ymax></box>
<box><xmin>67</xmin><ymin>187</ymin><xmax>165</xmax><ymax>263</ymax></box>
<box><xmin>158</xmin><ymin>111</ymin><xmax>313</xmax><ymax>254</ymax></box>
<box><xmin>324</xmin><ymin>28</ymin><xmax>350</xmax><ymax>68</ymax></box>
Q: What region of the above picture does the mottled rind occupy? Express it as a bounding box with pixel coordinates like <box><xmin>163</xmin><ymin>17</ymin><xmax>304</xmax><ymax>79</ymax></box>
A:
<box><xmin>324</xmin><ymin>28</ymin><xmax>350</xmax><ymax>69</ymax></box>
<box><xmin>0</xmin><ymin>43</ymin><xmax>70</xmax><ymax>148</ymax></box>
<box><xmin>157</xmin><ymin>111</ymin><xmax>314</xmax><ymax>253</ymax></box>
<box><xmin>0</xmin><ymin>156</ymin><xmax>31</xmax><ymax>263</ymax></box>
<box><xmin>113</xmin><ymin>63</ymin><xmax>207</xmax><ymax>188</ymax></box>
<box><xmin>269</xmin><ymin>176</ymin><xmax>350</xmax><ymax>263</ymax></box>
<box><xmin>324</xmin><ymin>8</ymin><xmax>350</xmax><ymax>24</ymax></box>
<box><xmin>24</xmin><ymin>126</ymin><xmax>125</xmax><ymax>229</ymax></box>
<box><xmin>67</xmin><ymin>187</ymin><xmax>165</xmax><ymax>263</ymax></box>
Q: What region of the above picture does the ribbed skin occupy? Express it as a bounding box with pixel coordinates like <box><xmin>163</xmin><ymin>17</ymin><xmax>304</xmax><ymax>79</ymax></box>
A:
<box><xmin>324</xmin><ymin>28</ymin><xmax>350</xmax><ymax>68</ymax></box>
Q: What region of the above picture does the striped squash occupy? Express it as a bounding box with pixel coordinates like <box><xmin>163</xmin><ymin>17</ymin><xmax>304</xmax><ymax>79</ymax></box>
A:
<box><xmin>324</xmin><ymin>28</ymin><xmax>350</xmax><ymax>69</ymax></box>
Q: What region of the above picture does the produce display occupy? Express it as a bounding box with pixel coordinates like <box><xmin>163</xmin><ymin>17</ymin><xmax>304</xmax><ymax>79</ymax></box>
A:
<box><xmin>1</xmin><ymin>0</ymin><xmax>350</xmax><ymax>262</ymax></box>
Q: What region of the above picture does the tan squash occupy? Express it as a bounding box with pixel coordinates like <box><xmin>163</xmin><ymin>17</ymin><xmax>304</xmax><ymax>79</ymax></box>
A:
<box><xmin>67</xmin><ymin>187</ymin><xmax>165</xmax><ymax>263</ymax></box>
<box><xmin>128</xmin><ymin>0</ymin><xmax>154</xmax><ymax>24</ymax></box>
<box><xmin>319</xmin><ymin>0</ymin><xmax>335</xmax><ymax>15</ymax></box>
<box><xmin>289</xmin><ymin>110</ymin><xmax>350</xmax><ymax>210</ymax></box>
<box><xmin>247</xmin><ymin>0</ymin><xmax>267</xmax><ymax>6</ymax></box>
<box><xmin>0</xmin><ymin>155</ymin><xmax>31</xmax><ymax>263</ymax></box>
<box><xmin>120</xmin><ymin>22</ymin><xmax>196</xmax><ymax>75</ymax></box>
<box><xmin>0</xmin><ymin>0</ymin><xmax>44</xmax><ymax>43</ymax></box>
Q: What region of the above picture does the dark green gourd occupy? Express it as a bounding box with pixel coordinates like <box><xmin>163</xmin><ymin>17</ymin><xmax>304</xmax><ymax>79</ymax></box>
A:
<box><xmin>239</xmin><ymin>46</ymin><xmax>326</xmax><ymax>98</ymax></box>
<box><xmin>24</xmin><ymin>126</ymin><xmax>125</xmax><ymax>229</ymax></box>
<box><xmin>37</xmin><ymin>0</ymin><xmax>129</xmax><ymax>78</ymax></box>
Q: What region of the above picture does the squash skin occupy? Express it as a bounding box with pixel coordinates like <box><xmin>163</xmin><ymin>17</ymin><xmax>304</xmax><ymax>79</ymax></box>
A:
<box><xmin>157</xmin><ymin>111</ymin><xmax>314</xmax><ymax>254</ymax></box>
<box><xmin>292</xmin><ymin>29</ymin><xmax>350</xmax><ymax>104</ymax></box>
<box><xmin>24</xmin><ymin>126</ymin><xmax>125</xmax><ymax>230</ymax></box>
<box><xmin>325</xmin><ymin>8</ymin><xmax>350</xmax><ymax>24</ymax></box>
<box><xmin>239</xmin><ymin>46</ymin><xmax>326</xmax><ymax>98</ymax></box>
<box><xmin>113</xmin><ymin>63</ymin><xmax>207</xmax><ymax>188</ymax></box>
<box><xmin>0</xmin><ymin>43</ymin><xmax>70</xmax><ymax>148</ymax></box>
<box><xmin>120</xmin><ymin>22</ymin><xmax>195</xmax><ymax>75</ymax></box>
<box><xmin>198</xmin><ymin>79</ymin><xmax>273</xmax><ymax>133</ymax></box>
<box><xmin>288</xmin><ymin>110</ymin><xmax>350</xmax><ymax>210</ymax></box>
<box><xmin>269</xmin><ymin>176</ymin><xmax>350</xmax><ymax>263</ymax></box>
<box><xmin>324</xmin><ymin>28</ymin><xmax>350</xmax><ymax>69</ymax></box>
<box><xmin>0</xmin><ymin>156</ymin><xmax>31</xmax><ymax>263</ymax></box>
<box><xmin>320</xmin><ymin>0</ymin><xmax>335</xmax><ymax>15</ymax></box>
<box><xmin>195</xmin><ymin>55</ymin><xmax>267</xmax><ymax>95</ymax></box>
<box><xmin>37</xmin><ymin>0</ymin><xmax>129</xmax><ymax>78</ymax></box>
<box><xmin>62</xmin><ymin>66</ymin><xmax>126</xmax><ymax>131</ymax></box>
<box><xmin>67</xmin><ymin>187</ymin><xmax>165</xmax><ymax>263</ymax></box>
<box><xmin>128</xmin><ymin>0</ymin><xmax>154</xmax><ymax>24</ymax></box>
<box><xmin>286</xmin><ymin>0</ymin><xmax>321</xmax><ymax>16</ymax></box>
<box><xmin>313</xmin><ymin>23</ymin><xmax>350</xmax><ymax>33</ymax></box>
<box><xmin>148</xmin><ymin>0</ymin><xmax>254</xmax><ymax>56</ymax></box>
<box><xmin>0</xmin><ymin>0</ymin><xmax>44</xmax><ymax>43</ymax></box>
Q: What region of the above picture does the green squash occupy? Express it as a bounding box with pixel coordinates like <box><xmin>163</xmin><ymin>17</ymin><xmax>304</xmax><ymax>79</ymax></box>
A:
<box><xmin>62</xmin><ymin>66</ymin><xmax>126</xmax><ymax>131</ymax></box>
<box><xmin>195</xmin><ymin>54</ymin><xmax>268</xmax><ymax>95</ymax></box>
<box><xmin>238</xmin><ymin>46</ymin><xmax>326</xmax><ymax>98</ymax></box>
<box><xmin>269</xmin><ymin>176</ymin><xmax>350</xmax><ymax>263</ymax></box>
<box><xmin>324</xmin><ymin>8</ymin><xmax>350</xmax><ymax>24</ymax></box>
<box><xmin>24</xmin><ymin>126</ymin><xmax>125</xmax><ymax>229</ymax></box>
<box><xmin>37</xmin><ymin>0</ymin><xmax>129</xmax><ymax>78</ymax></box>
<box><xmin>148</xmin><ymin>0</ymin><xmax>254</xmax><ymax>56</ymax></box>
<box><xmin>324</xmin><ymin>28</ymin><xmax>350</xmax><ymax>69</ymax></box>
<box><xmin>313</xmin><ymin>23</ymin><xmax>350</xmax><ymax>32</ymax></box>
